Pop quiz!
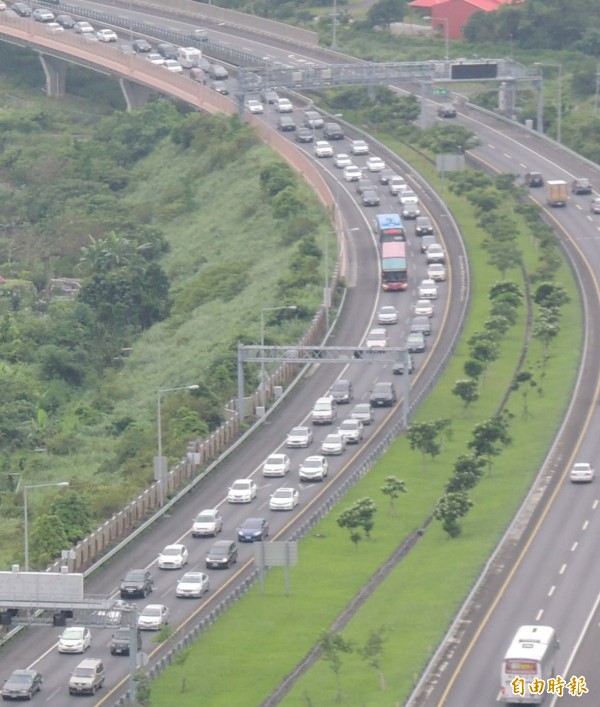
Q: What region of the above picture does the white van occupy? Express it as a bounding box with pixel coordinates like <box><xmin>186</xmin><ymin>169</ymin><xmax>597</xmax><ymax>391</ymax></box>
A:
<box><xmin>311</xmin><ymin>396</ymin><xmax>336</xmax><ymax>425</ymax></box>
<box><xmin>177</xmin><ymin>47</ymin><xmax>202</xmax><ymax>69</ymax></box>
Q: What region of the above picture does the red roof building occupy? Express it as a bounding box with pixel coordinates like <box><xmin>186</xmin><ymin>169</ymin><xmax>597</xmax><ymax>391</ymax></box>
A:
<box><xmin>410</xmin><ymin>0</ymin><xmax>519</xmax><ymax>39</ymax></box>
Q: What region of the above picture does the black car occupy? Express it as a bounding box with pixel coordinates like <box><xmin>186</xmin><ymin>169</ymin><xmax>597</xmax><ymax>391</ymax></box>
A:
<box><xmin>378</xmin><ymin>169</ymin><xmax>395</xmax><ymax>185</ymax></box>
<box><xmin>401</xmin><ymin>203</ymin><xmax>420</xmax><ymax>219</ymax></box>
<box><xmin>1</xmin><ymin>669</ymin><xmax>43</xmax><ymax>700</ymax></box>
<box><xmin>369</xmin><ymin>381</ymin><xmax>397</xmax><ymax>407</ymax></box>
<box><xmin>238</xmin><ymin>517</ymin><xmax>269</xmax><ymax>542</ymax></box>
<box><xmin>120</xmin><ymin>569</ymin><xmax>153</xmax><ymax>598</ymax></box>
<box><xmin>11</xmin><ymin>3</ymin><xmax>31</xmax><ymax>16</ymax></box>
<box><xmin>393</xmin><ymin>355</ymin><xmax>414</xmax><ymax>375</ymax></box>
<box><xmin>295</xmin><ymin>127</ymin><xmax>314</xmax><ymax>143</ymax></box>
<box><xmin>415</xmin><ymin>216</ymin><xmax>434</xmax><ymax>236</ymax></box>
<box><xmin>572</xmin><ymin>178</ymin><xmax>592</xmax><ymax>195</ymax></box>
<box><xmin>157</xmin><ymin>43</ymin><xmax>178</xmax><ymax>60</ymax></box>
<box><xmin>437</xmin><ymin>103</ymin><xmax>457</xmax><ymax>118</ymax></box>
<box><xmin>323</xmin><ymin>122</ymin><xmax>344</xmax><ymax>140</ymax></box>
<box><xmin>132</xmin><ymin>39</ymin><xmax>152</xmax><ymax>53</ymax></box>
<box><xmin>524</xmin><ymin>172</ymin><xmax>544</xmax><ymax>188</ymax></box>
<box><xmin>328</xmin><ymin>379</ymin><xmax>353</xmax><ymax>404</ymax></box>
<box><xmin>261</xmin><ymin>89</ymin><xmax>280</xmax><ymax>104</ymax></box>
<box><xmin>55</xmin><ymin>14</ymin><xmax>76</xmax><ymax>28</ymax></box>
<box><xmin>277</xmin><ymin>116</ymin><xmax>296</xmax><ymax>132</ymax></box>
<box><xmin>356</xmin><ymin>178</ymin><xmax>372</xmax><ymax>195</ymax></box>
<box><xmin>361</xmin><ymin>189</ymin><xmax>380</xmax><ymax>207</ymax></box>
<box><xmin>206</xmin><ymin>540</ymin><xmax>238</xmax><ymax>568</ymax></box>
<box><xmin>110</xmin><ymin>627</ymin><xmax>142</xmax><ymax>656</ymax></box>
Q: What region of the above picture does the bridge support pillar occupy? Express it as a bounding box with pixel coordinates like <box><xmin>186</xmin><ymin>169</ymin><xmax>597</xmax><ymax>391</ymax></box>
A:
<box><xmin>39</xmin><ymin>55</ymin><xmax>67</xmax><ymax>97</ymax></box>
<box><xmin>119</xmin><ymin>79</ymin><xmax>153</xmax><ymax>111</ymax></box>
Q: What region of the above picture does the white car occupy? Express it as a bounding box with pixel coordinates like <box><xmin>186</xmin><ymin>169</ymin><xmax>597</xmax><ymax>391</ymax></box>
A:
<box><xmin>428</xmin><ymin>263</ymin><xmax>447</xmax><ymax>281</ymax></box>
<box><xmin>321</xmin><ymin>433</ymin><xmax>346</xmax><ymax>455</ymax></box>
<box><xmin>227</xmin><ymin>478</ymin><xmax>258</xmax><ymax>503</ymax></box>
<box><xmin>350</xmin><ymin>139</ymin><xmax>369</xmax><ymax>155</ymax></box>
<box><xmin>176</xmin><ymin>571</ymin><xmax>210</xmax><ymax>598</ymax></box>
<box><xmin>570</xmin><ymin>462</ymin><xmax>595</xmax><ymax>483</ymax></box>
<box><xmin>192</xmin><ymin>508</ymin><xmax>223</xmax><ymax>537</ymax></box>
<box><xmin>262</xmin><ymin>453</ymin><xmax>290</xmax><ymax>477</ymax></box>
<box><xmin>350</xmin><ymin>403</ymin><xmax>374</xmax><ymax>426</ymax></box>
<box><xmin>426</xmin><ymin>244</ymin><xmax>446</xmax><ymax>263</ymax></box>
<box><xmin>44</xmin><ymin>22</ymin><xmax>64</xmax><ymax>33</ymax></box>
<box><xmin>137</xmin><ymin>604</ymin><xmax>169</xmax><ymax>630</ymax></box>
<box><xmin>366</xmin><ymin>156</ymin><xmax>386</xmax><ymax>172</ymax></box>
<box><xmin>366</xmin><ymin>327</ymin><xmax>388</xmax><ymax>349</ymax></box>
<box><xmin>74</xmin><ymin>21</ymin><xmax>94</xmax><ymax>34</ymax></box>
<box><xmin>389</xmin><ymin>176</ymin><xmax>407</xmax><ymax>195</ymax></box>
<box><xmin>246</xmin><ymin>99</ymin><xmax>264</xmax><ymax>114</ymax></box>
<box><xmin>32</xmin><ymin>7</ymin><xmax>54</xmax><ymax>21</ymax></box>
<box><xmin>158</xmin><ymin>543</ymin><xmax>189</xmax><ymax>569</ymax></box>
<box><xmin>399</xmin><ymin>190</ymin><xmax>419</xmax><ymax>205</ymax></box>
<box><xmin>418</xmin><ymin>279</ymin><xmax>438</xmax><ymax>299</ymax></box>
<box><xmin>377</xmin><ymin>305</ymin><xmax>398</xmax><ymax>324</ymax></box>
<box><xmin>343</xmin><ymin>165</ymin><xmax>362</xmax><ymax>182</ymax></box>
<box><xmin>58</xmin><ymin>627</ymin><xmax>91</xmax><ymax>654</ymax></box>
<box><xmin>333</xmin><ymin>153</ymin><xmax>352</xmax><ymax>169</ymax></box>
<box><xmin>286</xmin><ymin>426</ymin><xmax>313</xmax><ymax>448</ymax></box>
<box><xmin>276</xmin><ymin>98</ymin><xmax>293</xmax><ymax>113</ymax></box>
<box><xmin>269</xmin><ymin>486</ymin><xmax>299</xmax><ymax>511</ymax></box>
<box><xmin>337</xmin><ymin>419</ymin><xmax>364</xmax><ymax>444</ymax></box>
<box><xmin>414</xmin><ymin>299</ymin><xmax>435</xmax><ymax>317</ymax></box>
<box><xmin>96</xmin><ymin>28</ymin><xmax>118</xmax><ymax>42</ymax></box>
<box><xmin>145</xmin><ymin>53</ymin><xmax>165</xmax><ymax>66</ymax></box>
<box><xmin>299</xmin><ymin>455</ymin><xmax>328</xmax><ymax>482</ymax></box>
<box><xmin>314</xmin><ymin>140</ymin><xmax>334</xmax><ymax>158</ymax></box>
<box><xmin>163</xmin><ymin>60</ymin><xmax>183</xmax><ymax>73</ymax></box>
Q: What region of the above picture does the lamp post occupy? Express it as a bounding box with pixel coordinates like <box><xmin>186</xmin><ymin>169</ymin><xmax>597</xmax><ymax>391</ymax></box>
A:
<box><xmin>535</xmin><ymin>62</ymin><xmax>562</xmax><ymax>144</ymax></box>
<box><xmin>24</xmin><ymin>481</ymin><xmax>69</xmax><ymax>572</ymax></box>
<box><xmin>156</xmin><ymin>385</ymin><xmax>199</xmax><ymax>506</ymax></box>
<box><xmin>437</xmin><ymin>17</ymin><xmax>449</xmax><ymax>62</ymax></box>
<box><xmin>331</xmin><ymin>0</ymin><xmax>338</xmax><ymax>50</ymax></box>
<box><xmin>260</xmin><ymin>306</ymin><xmax>298</xmax><ymax>394</ymax></box>
<box><xmin>324</xmin><ymin>232</ymin><xmax>332</xmax><ymax>332</ymax></box>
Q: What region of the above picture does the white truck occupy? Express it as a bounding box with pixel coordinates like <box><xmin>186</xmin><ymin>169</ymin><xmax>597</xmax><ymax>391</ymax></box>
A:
<box><xmin>546</xmin><ymin>179</ymin><xmax>568</xmax><ymax>207</ymax></box>
<box><xmin>176</xmin><ymin>47</ymin><xmax>202</xmax><ymax>69</ymax></box>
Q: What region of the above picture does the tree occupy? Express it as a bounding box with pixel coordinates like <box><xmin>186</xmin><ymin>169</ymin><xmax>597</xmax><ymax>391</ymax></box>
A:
<box><xmin>380</xmin><ymin>476</ymin><xmax>406</xmax><ymax>516</ymax></box>
<box><xmin>48</xmin><ymin>490</ymin><xmax>93</xmax><ymax>544</ymax></box>
<box><xmin>464</xmin><ymin>358</ymin><xmax>485</xmax><ymax>379</ymax></box>
<box><xmin>407</xmin><ymin>421</ymin><xmax>440</xmax><ymax>463</ymax></box>
<box><xmin>445</xmin><ymin>454</ymin><xmax>485</xmax><ymax>492</ymax></box>
<box><xmin>319</xmin><ymin>631</ymin><xmax>354</xmax><ymax>703</ymax></box>
<box><xmin>337</xmin><ymin>497</ymin><xmax>378</xmax><ymax>546</ymax></box>
<box><xmin>366</xmin><ymin>0</ymin><xmax>407</xmax><ymax>31</ymax></box>
<box><xmin>468</xmin><ymin>416</ymin><xmax>512</xmax><ymax>472</ymax></box>
<box><xmin>361</xmin><ymin>626</ymin><xmax>387</xmax><ymax>690</ymax></box>
<box><xmin>452</xmin><ymin>378</ymin><xmax>479</xmax><ymax>410</ymax></box>
<box><xmin>533</xmin><ymin>282</ymin><xmax>570</xmax><ymax>310</ymax></box>
<box><xmin>489</xmin><ymin>281</ymin><xmax>523</xmax><ymax>304</ymax></box>
<box><xmin>435</xmin><ymin>491</ymin><xmax>473</xmax><ymax>538</ymax></box>
<box><xmin>29</xmin><ymin>513</ymin><xmax>69</xmax><ymax>569</ymax></box>
<box><xmin>512</xmin><ymin>370</ymin><xmax>537</xmax><ymax>417</ymax></box>
<box><xmin>486</xmin><ymin>239</ymin><xmax>522</xmax><ymax>278</ymax></box>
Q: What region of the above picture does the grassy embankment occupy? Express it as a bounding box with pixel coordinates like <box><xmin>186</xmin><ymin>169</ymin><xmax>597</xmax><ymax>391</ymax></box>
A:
<box><xmin>148</xmin><ymin>140</ymin><xmax>581</xmax><ymax>705</ymax></box>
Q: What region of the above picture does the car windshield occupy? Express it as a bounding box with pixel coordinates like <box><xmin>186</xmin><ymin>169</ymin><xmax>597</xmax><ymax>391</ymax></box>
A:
<box><xmin>232</xmin><ymin>480</ymin><xmax>250</xmax><ymax>489</ymax></box>
<box><xmin>243</xmin><ymin>518</ymin><xmax>263</xmax><ymax>529</ymax></box>
<box><xmin>181</xmin><ymin>574</ymin><xmax>202</xmax><ymax>583</ymax></box>
<box><xmin>266</xmin><ymin>455</ymin><xmax>284</xmax><ymax>463</ymax></box>
<box><xmin>73</xmin><ymin>668</ymin><xmax>94</xmax><ymax>678</ymax></box>
<box><xmin>143</xmin><ymin>607</ymin><xmax>161</xmax><ymax>616</ymax></box>
<box><xmin>339</xmin><ymin>421</ymin><xmax>355</xmax><ymax>430</ymax></box>
<box><xmin>195</xmin><ymin>513</ymin><xmax>214</xmax><ymax>522</ymax></box>
<box><xmin>162</xmin><ymin>547</ymin><xmax>180</xmax><ymax>556</ymax></box>
<box><xmin>273</xmin><ymin>490</ymin><xmax>290</xmax><ymax>498</ymax></box>
<box><xmin>290</xmin><ymin>428</ymin><xmax>307</xmax><ymax>436</ymax></box>
<box><xmin>354</xmin><ymin>404</ymin><xmax>369</xmax><ymax>413</ymax></box>
<box><xmin>125</xmin><ymin>571</ymin><xmax>144</xmax><ymax>581</ymax></box>
<box><xmin>304</xmin><ymin>458</ymin><xmax>322</xmax><ymax>468</ymax></box>
<box><xmin>8</xmin><ymin>674</ymin><xmax>32</xmax><ymax>684</ymax></box>
<box><xmin>61</xmin><ymin>628</ymin><xmax>84</xmax><ymax>639</ymax></box>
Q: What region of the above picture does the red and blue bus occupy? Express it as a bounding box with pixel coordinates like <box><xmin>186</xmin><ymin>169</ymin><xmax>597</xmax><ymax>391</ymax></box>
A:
<box><xmin>381</xmin><ymin>241</ymin><xmax>407</xmax><ymax>291</ymax></box>
<box><xmin>374</xmin><ymin>213</ymin><xmax>405</xmax><ymax>243</ymax></box>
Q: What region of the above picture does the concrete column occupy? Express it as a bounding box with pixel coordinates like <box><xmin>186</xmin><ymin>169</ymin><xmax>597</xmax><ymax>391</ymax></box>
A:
<box><xmin>38</xmin><ymin>54</ymin><xmax>67</xmax><ymax>97</ymax></box>
<box><xmin>119</xmin><ymin>78</ymin><xmax>153</xmax><ymax>111</ymax></box>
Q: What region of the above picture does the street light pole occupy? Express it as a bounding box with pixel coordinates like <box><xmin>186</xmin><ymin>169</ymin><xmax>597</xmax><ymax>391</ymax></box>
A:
<box><xmin>156</xmin><ymin>385</ymin><xmax>199</xmax><ymax>505</ymax></box>
<box><xmin>260</xmin><ymin>306</ymin><xmax>298</xmax><ymax>395</ymax></box>
<box><xmin>331</xmin><ymin>0</ymin><xmax>338</xmax><ymax>50</ymax></box>
<box><xmin>535</xmin><ymin>62</ymin><xmax>562</xmax><ymax>144</ymax></box>
<box><xmin>24</xmin><ymin>481</ymin><xmax>69</xmax><ymax>572</ymax></box>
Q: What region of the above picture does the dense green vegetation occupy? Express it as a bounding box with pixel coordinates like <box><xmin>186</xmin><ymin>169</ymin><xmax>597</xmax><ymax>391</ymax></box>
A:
<box><xmin>0</xmin><ymin>45</ymin><xmax>328</xmax><ymax>569</ymax></box>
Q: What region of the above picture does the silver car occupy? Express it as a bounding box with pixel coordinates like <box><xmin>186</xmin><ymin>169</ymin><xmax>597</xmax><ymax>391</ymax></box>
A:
<box><xmin>350</xmin><ymin>403</ymin><xmax>374</xmax><ymax>425</ymax></box>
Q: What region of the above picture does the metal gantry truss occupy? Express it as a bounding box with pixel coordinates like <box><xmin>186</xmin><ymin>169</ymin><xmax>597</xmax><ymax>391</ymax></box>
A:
<box><xmin>237</xmin><ymin>344</ymin><xmax>411</xmax><ymax>426</ymax></box>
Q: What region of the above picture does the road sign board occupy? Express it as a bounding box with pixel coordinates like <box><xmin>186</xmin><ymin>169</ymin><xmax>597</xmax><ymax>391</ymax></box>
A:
<box><xmin>433</xmin><ymin>88</ymin><xmax>448</xmax><ymax>95</ymax></box>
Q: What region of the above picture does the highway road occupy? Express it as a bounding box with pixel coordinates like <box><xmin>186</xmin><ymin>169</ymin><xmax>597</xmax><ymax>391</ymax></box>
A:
<box><xmin>3</xmin><ymin>3</ymin><xmax>600</xmax><ymax>706</ymax></box>
<box><xmin>0</xmin><ymin>10</ymin><xmax>469</xmax><ymax>704</ymax></box>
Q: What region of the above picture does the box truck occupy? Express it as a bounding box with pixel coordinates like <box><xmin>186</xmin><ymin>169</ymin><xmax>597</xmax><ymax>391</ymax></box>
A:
<box><xmin>546</xmin><ymin>180</ymin><xmax>568</xmax><ymax>207</ymax></box>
